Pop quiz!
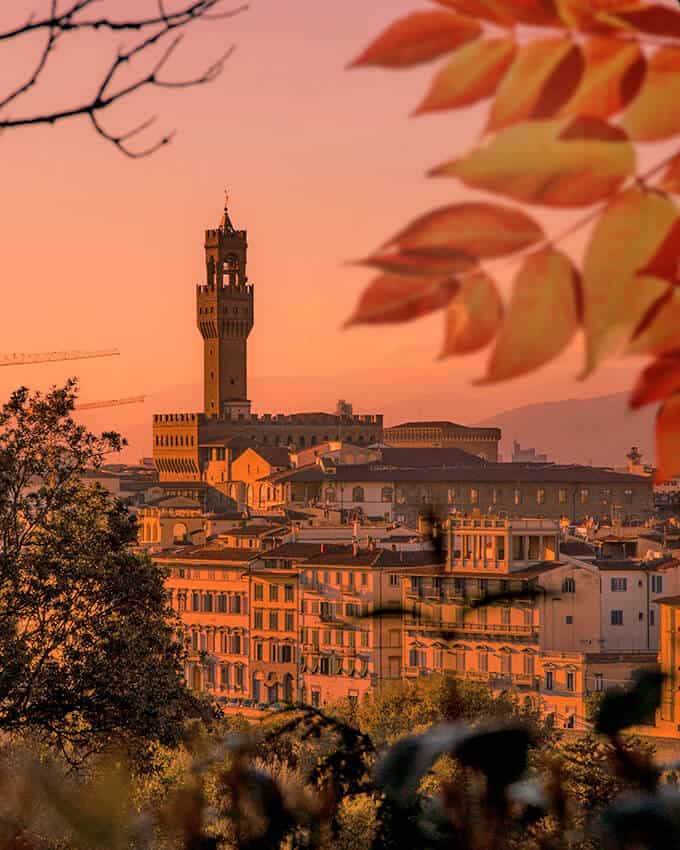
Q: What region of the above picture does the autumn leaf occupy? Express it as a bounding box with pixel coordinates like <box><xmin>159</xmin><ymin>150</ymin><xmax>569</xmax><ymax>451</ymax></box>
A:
<box><xmin>637</xmin><ymin>218</ymin><xmax>680</xmax><ymax>285</ymax></box>
<box><xmin>630</xmin><ymin>354</ymin><xmax>680</xmax><ymax>409</ymax></box>
<box><xmin>440</xmin><ymin>271</ymin><xmax>503</xmax><ymax>356</ymax></box>
<box><xmin>358</xmin><ymin>251</ymin><xmax>475</xmax><ymax>277</ymax></box>
<box><xmin>345</xmin><ymin>274</ymin><xmax>459</xmax><ymax>325</ymax></box>
<box><xmin>628</xmin><ymin>288</ymin><xmax>680</xmax><ymax>358</ymax></box>
<box><xmin>432</xmin><ymin>117</ymin><xmax>635</xmax><ymax>207</ymax></box>
<box><xmin>415</xmin><ymin>38</ymin><xmax>517</xmax><ymax>114</ymax></box>
<box><xmin>481</xmin><ymin>249</ymin><xmax>580</xmax><ymax>382</ymax></box>
<box><xmin>559</xmin><ymin>37</ymin><xmax>646</xmax><ymax>119</ymax></box>
<box><xmin>601</xmin><ymin>4</ymin><xmax>680</xmax><ymax>38</ymax></box>
<box><xmin>621</xmin><ymin>47</ymin><xmax>680</xmax><ymax>142</ymax></box>
<box><xmin>655</xmin><ymin>394</ymin><xmax>680</xmax><ymax>484</ymax></box>
<box><xmin>559</xmin><ymin>0</ymin><xmax>643</xmax><ymax>31</ymax></box>
<box><xmin>433</xmin><ymin>0</ymin><xmax>516</xmax><ymax>26</ymax></box>
<box><xmin>581</xmin><ymin>188</ymin><xmax>677</xmax><ymax>375</ymax></box>
<box><xmin>506</xmin><ymin>0</ymin><xmax>564</xmax><ymax>27</ymax></box>
<box><xmin>349</xmin><ymin>11</ymin><xmax>481</xmax><ymax>69</ymax></box>
<box><xmin>487</xmin><ymin>39</ymin><xmax>584</xmax><ymax>132</ymax></box>
<box><xmin>659</xmin><ymin>155</ymin><xmax>680</xmax><ymax>195</ymax></box>
<box><xmin>384</xmin><ymin>203</ymin><xmax>545</xmax><ymax>260</ymax></box>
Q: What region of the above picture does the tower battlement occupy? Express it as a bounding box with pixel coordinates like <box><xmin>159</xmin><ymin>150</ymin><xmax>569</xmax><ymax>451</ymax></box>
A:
<box><xmin>196</xmin><ymin>282</ymin><xmax>254</xmax><ymax>296</ymax></box>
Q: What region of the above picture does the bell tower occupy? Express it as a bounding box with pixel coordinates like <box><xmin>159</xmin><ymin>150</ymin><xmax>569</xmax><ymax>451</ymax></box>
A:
<box><xmin>197</xmin><ymin>194</ymin><xmax>254</xmax><ymax>418</ymax></box>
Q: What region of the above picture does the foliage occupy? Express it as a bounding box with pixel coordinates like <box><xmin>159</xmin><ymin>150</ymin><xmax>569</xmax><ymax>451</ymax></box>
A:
<box><xmin>0</xmin><ymin>381</ymin><xmax>204</xmax><ymax>763</ymax></box>
<box><xmin>0</xmin><ymin>671</ymin><xmax>674</xmax><ymax>850</ymax></box>
<box><xmin>348</xmin><ymin>0</ymin><xmax>680</xmax><ymax>482</ymax></box>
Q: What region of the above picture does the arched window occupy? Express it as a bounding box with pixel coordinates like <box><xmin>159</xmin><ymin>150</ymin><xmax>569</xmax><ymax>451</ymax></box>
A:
<box><xmin>325</xmin><ymin>487</ymin><xmax>336</xmax><ymax>503</ymax></box>
<box><xmin>173</xmin><ymin>522</ymin><xmax>188</xmax><ymax>544</ymax></box>
<box><xmin>381</xmin><ymin>486</ymin><xmax>393</xmax><ymax>502</ymax></box>
<box><xmin>299</xmin><ymin>436</ymin><xmax>306</xmax><ymax>448</ymax></box>
<box><xmin>352</xmin><ymin>486</ymin><xmax>365</xmax><ymax>502</ymax></box>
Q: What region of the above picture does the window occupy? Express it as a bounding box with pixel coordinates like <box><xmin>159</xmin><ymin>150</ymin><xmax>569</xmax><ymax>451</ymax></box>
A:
<box><xmin>455</xmin><ymin>650</ymin><xmax>466</xmax><ymax>671</ymax></box>
<box><xmin>536</xmin><ymin>487</ymin><xmax>546</xmax><ymax>505</ymax></box>
<box><xmin>594</xmin><ymin>673</ymin><xmax>604</xmax><ymax>691</ymax></box>
<box><xmin>447</xmin><ymin>487</ymin><xmax>456</xmax><ymax>504</ymax></box>
<box><xmin>285</xmin><ymin>584</ymin><xmax>294</xmax><ymax>602</ymax></box>
<box><xmin>335</xmin><ymin>572</ymin><xmax>342</xmax><ymax>585</ymax></box>
<box><xmin>381</xmin><ymin>486</ymin><xmax>393</xmax><ymax>502</ymax></box>
<box><xmin>602</xmin><ymin>488</ymin><xmax>612</xmax><ymax>503</ymax></box>
<box><xmin>566</xmin><ymin>672</ymin><xmax>575</xmax><ymax>691</ymax></box>
<box><xmin>501</xmin><ymin>607</ymin><xmax>511</xmax><ymax>626</ymax></box>
<box><xmin>610</xmin><ymin>577</ymin><xmax>627</xmax><ymax>592</ymax></box>
<box><xmin>361</xmin><ymin>572</ymin><xmax>368</xmax><ymax>587</ymax></box>
<box><xmin>204</xmin><ymin>593</ymin><xmax>213</xmax><ymax>612</ymax></box>
<box><xmin>545</xmin><ymin>671</ymin><xmax>554</xmax><ymax>690</ymax></box>
<box><xmin>558</xmin><ymin>488</ymin><xmax>568</xmax><ymax>504</ymax></box>
<box><xmin>523</xmin><ymin>654</ymin><xmax>534</xmax><ymax>676</ymax></box>
<box><xmin>624</xmin><ymin>488</ymin><xmax>634</xmax><ymax>504</ymax></box>
<box><xmin>389</xmin><ymin>573</ymin><xmax>399</xmax><ymax>586</ymax></box>
<box><xmin>269</xmin><ymin>612</ymin><xmax>279</xmax><ymax>630</ymax></box>
<box><xmin>230</xmin><ymin>634</ymin><xmax>241</xmax><ymax>654</ymax></box>
<box><xmin>320</xmin><ymin>656</ymin><xmax>331</xmax><ymax>675</ymax></box>
<box><xmin>269</xmin><ymin>584</ymin><xmax>279</xmax><ymax>602</ymax></box>
<box><xmin>492</xmin><ymin>488</ymin><xmax>501</xmax><ymax>505</ymax></box>
<box><xmin>192</xmin><ymin>591</ymin><xmax>200</xmax><ymax>611</ymax></box>
<box><xmin>311</xmin><ymin>689</ymin><xmax>321</xmax><ymax>708</ymax></box>
<box><xmin>652</xmin><ymin>575</ymin><xmax>663</xmax><ymax>594</ymax></box>
<box><xmin>478</xmin><ymin>651</ymin><xmax>488</xmax><ymax>672</ymax></box>
<box><xmin>361</xmin><ymin>630</ymin><xmax>369</xmax><ymax>648</ymax></box>
<box><xmin>566</xmin><ymin>615</ymin><xmax>573</xmax><ymax>625</ymax></box>
<box><xmin>514</xmin><ymin>488</ymin><xmax>522</xmax><ymax>506</ymax></box>
<box><xmin>352</xmin><ymin>486</ymin><xmax>365</xmax><ymax>502</ymax></box>
<box><xmin>254</xmin><ymin>610</ymin><xmax>263</xmax><ymax>629</ymax></box>
<box><xmin>579</xmin><ymin>488</ymin><xmax>590</xmax><ymax>504</ymax></box>
<box><xmin>217</xmin><ymin>594</ymin><xmax>227</xmax><ymax>613</ymax></box>
<box><xmin>229</xmin><ymin>595</ymin><xmax>241</xmax><ymax>614</ymax></box>
<box><xmin>285</xmin><ymin>612</ymin><xmax>294</xmax><ymax>632</ymax></box>
<box><xmin>255</xmin><ymin>642</ymin><xmax>263</xmax><ymax>661</ymax></box>
<box><xmin>610</xmin><ymin>610</ymin><xmax>624</xmax><ymax>626</ymax></box>
<box><xmin>500</xmin><ymin>652</ymin><xmax>511</xmax><ymax>675</ymax></box>
<box><xmin>280</xmin><ymin>645</ymin><xmax>292</xmax><ymax>663</ymax></box>
<box><xmin>650</xmin><ymin>608</ymin><xmax>656</xmax><ymax>627</ymax></box>
<box><xmin>470</xmin><ymin>488</ymin><xmax>479</xmax><ymax>505</ymax></box>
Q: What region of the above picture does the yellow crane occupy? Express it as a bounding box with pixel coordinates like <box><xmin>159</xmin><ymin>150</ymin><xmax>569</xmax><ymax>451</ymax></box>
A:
<box><xmin>76</xmin><ymin>395</ymin><xmax>146</xmax><ymax>411</ymax></box>
<box><xmin>0</xmin><ymin>349</ymin><xmax>120</xmax><ymax>367</ymax></box>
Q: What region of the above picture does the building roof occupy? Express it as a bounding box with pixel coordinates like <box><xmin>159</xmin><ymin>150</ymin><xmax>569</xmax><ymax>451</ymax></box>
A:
<box><xmin>560</xmin><ymin>540</ymin><xmax>598</xmax><ymax>557</ymax></box>
<box><xmin>512</xmin><ymin>561</ymin><xmax>562</xmax><ymax>579</ymax></box>
<box><xmin>155</xmin><ymin>545</ymin><xmax>257</xmax><ymax>562</ymax></box>
<box><xmin>223</xmin><ymin>523</ymin><xmax>287</xmax><ymax>538</ymax></box>
<box><xmin>593</xmin><ymin>557</ymin><xmax>680</xmax><ymax>572</ymax></box>
<box><xmin>261</xmin><ymin>542</ymin><xmax>441</xmax><ymax>568</ymax></box>
<box><xmin>654</xmin><ymin>595</ymin><xmax>680</xmax><ymax>606</ymax></box>
<box><xmin>380</xmin><ymin>447</ymin><xmax>487</xmax><ymax>468</ymax></box>
<box><xmin>143</xmin><ymin>495</ymin><xmax>202</xmax><ymax>509</ymax></box>
<box><xmin>267</xmin><ymin>462</ymin><xmax>651</xmax><ymax>486</ymax></box>
<box><xmin>386</xmin><ymin>420</ymin><xmax>467</xmax><ymax>430</ymax></box>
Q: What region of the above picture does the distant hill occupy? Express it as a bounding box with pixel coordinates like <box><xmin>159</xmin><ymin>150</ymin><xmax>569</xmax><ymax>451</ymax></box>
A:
<box><xmin>475</xmin><ymin>393</ymin><xmax>656</xmax><ymax>467</ymax></box>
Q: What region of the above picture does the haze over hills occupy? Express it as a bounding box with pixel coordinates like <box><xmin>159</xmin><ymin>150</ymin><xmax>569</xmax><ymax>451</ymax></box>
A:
<box><xmin>476</xmin><ymin>393</ymin><xmax>656</xmax><ymax>468</ymax></box>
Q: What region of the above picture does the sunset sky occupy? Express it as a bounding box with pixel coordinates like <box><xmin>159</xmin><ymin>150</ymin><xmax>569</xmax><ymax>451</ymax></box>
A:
<box><xmin>0</xmin><ymin>0</ymin><xmax>654</xmax><ymax>459</ymax></box>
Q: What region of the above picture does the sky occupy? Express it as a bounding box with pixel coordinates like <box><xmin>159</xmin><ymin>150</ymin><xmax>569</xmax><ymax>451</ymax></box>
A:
<box><xmin>0</xmin><ymin>0</ymin><xmax>655</xmax><ymax>459</ymax></box>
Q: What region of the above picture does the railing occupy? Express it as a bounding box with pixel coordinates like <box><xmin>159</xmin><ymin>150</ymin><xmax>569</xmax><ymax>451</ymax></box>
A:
<box><xmin>404</xmin><ymin>618</ymin><xmax>535</xmax><ymax>635</ymax></box>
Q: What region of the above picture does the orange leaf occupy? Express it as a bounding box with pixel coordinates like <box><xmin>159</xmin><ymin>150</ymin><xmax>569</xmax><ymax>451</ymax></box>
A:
<box><xmin>629</xmin><ymin>288</ymin><xmax>680</xmax><ymax>358</ymax></box>
<box><xmin>560</xmin><ymin>0</ymin><xmax>643</xmax><ymax>32</ymax></box>
<box><xmin>433</xmin><ymin>0</ymin><xmax>516</xmax><ymax>26</ymax></box>
<box><xmin>349</xmin><ymin>11</ymin><xmax>481</xmax><ymax>68</ymax></box>
<box><xmin>440</xmin><ymin>271</ymin><xmax>503</xmax><ymax>356</ymax></box>
<box><xmin>631</xmin><ymin>354</ymin><xmax>680</xmax><ymax>409</ymax></box>
<box><xmin>637</xmin><ymin>218</ymin><xmax>680</xmax><ymax>284</ymax></box>
<box><xmin>358</xmin><ymin>250</ymin><xmax>475</xmax><ymax>277</ymax></box>
<box><xmin>659</xmin><ymin>155</ymin><xmax>680</xmax><ymax>195</ymax></box>
<box><xmin>654</xmin><ymin>394</ymin><xmax>680</xmax><ymax>484</ymax></box>
<box><xmin>487</xmin><ymin>38</ymin><xmax>584</xmax><ymax>132</ymax></box>
<box><xmin>346</xmin><ymin>274</ymin><xmax>459</xmax><ymax>326</ymax></box>
<box><xmin>432</xmin><ymin>118</ymin><xmax>635</xmax><ymax>207</ymax></box>
<box><xmin>481</xmin><ymin>248</ymin><xmax>580</xmax><ymax>383</ymax></box>
<box><xmin>604</xmin><ymin>4</ymin><xmax>680</xmax><ymax>38</ymax></box>
<box><xmin>507</xmin><ymin>0</ymin><xmax>563</xmax><ymax>27</ymax></box>
<box><xmin>385</xmin><ymin>203</ymin><xmax>545</xmax><ymax>260</ymax></box>
<box><xmin>559</xmin><ymin>37</ymin><xmax>646</xmax><ymax>119</ymax></box>
<box><xmin>621</xmin><ymin>47</ymin><xmax>680</xmax><ymax>142</ymax></box>
<box><xmin>581</xmin><ymin>188</ymin><xmax>677</xmax><ymax>375</ymax></box>
<box><xmin>415</xmin><ymin>38</ymin><xmax>517</xmax><ymax>113</ymax></box>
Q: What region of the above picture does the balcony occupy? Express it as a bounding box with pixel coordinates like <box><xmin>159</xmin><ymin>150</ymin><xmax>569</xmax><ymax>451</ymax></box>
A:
<box><xmin>404</xmin><ymin>618</ymin><xmax>536</xmax><ymax>638</ymax></box>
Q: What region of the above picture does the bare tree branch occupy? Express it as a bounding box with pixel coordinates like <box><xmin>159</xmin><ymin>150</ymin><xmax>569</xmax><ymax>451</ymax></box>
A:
<box><xmin>0</xmin><ymin>0</ymin><xmax>248</xmax><ymax>156</ymax></box>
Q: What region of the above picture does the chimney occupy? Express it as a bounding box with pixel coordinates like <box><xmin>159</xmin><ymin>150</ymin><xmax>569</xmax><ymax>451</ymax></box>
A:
<box><xmin>353</xmin><ymin>541</ymin><xmax>359</xmax><ymax>558</ymax></box>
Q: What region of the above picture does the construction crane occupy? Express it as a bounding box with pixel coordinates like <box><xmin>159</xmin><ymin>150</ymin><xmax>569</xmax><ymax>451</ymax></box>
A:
<box><xmin>76</xmin><ymin>395</ymin><xmax>146</xmax><ymax>411</ymax></box>
<box><xmin>0</xmin><ymin>349</ymin><xmax>120</xmax><ymax>367</ymax></box>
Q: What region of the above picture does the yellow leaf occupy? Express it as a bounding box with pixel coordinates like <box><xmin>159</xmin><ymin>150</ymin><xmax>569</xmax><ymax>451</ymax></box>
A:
<box><xmin>415</xmin><ymin>38</ymin><xmax>517</xmax><ymax>113</ymax></box>
<box><xmin>559</xmin><ymin>37</ymin><xmax>646</xmax><ymax>118</ymax></box>
<box><xmin>432</xmin><ymin>117</ymin><xmax>635</xmax><ymax>207</ymax></box>
<box><xmin>481</xmin><ymin>248</ymin><xmax>579</xmax><ymax>383</ymax></box>
<box><xmin>385</xmin><ymin>202</ymin><xmax>545</xmax><ymax>259</ymax></box>
<box><xmin>628</xmin><ymin>287</ymin><xmax>680</xmax><ymax>358</ymax></box>
<box><xmin>487</xmin><ymin>38</ymin><xmax>584</xmax><ymax>132</ymax></box>
<box><xmin>440</xmin><ymin>271</ymin><xmax>503</xmax><ymax>356</ymax></box>
<box><xmin>655</xmin><ymin>394</ymin><xmax>680</xmax><ymax>484</ymax></box>
<box><xmin>621</xmin><ymin>47</ymin><xmax>680</xmax><ymax>141</ymax></box>
<box><xmin>349</xmin><ymin>11</ymin><xmax>481</xmax><ymax>69</ymax></box>
<box><xmin>581</xmin><ymin>188</ymin><xmax>677</xmax><ymax>375</ymax></box>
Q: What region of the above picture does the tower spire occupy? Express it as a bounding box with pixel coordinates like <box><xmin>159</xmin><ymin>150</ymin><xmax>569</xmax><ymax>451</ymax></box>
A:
<box><xmin>220</xmin><ymin>188</ymin><xmax>235</xmax><ymax>233</ymax></box>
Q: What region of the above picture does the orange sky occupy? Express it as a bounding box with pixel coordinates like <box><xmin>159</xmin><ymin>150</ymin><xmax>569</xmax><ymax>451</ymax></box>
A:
<box><xmin>0</xmin><ymin>1</ymin><xmax>655</xmax><ymax>459</ymax></box>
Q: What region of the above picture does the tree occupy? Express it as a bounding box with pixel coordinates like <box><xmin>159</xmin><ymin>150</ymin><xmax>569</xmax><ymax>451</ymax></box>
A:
<box><xmin>0</xmin><ymin>1</ymin><xmax>246</xmax><ymax>157</ymax></box>
<box><xmin>348</xmin><ymin>0</ymin><xmax>680</xmax><ymax>483</ymax></box>
<box><xmin>0</xmin><ymin>380</ymin><xmax>203</xmax><ymax>762</ymax></box>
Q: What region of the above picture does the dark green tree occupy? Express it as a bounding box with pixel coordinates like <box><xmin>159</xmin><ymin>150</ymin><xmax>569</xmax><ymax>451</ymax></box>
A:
<box><xmin>0</xmin><ymin>380</ymin><xmax>202</xmax><ymax>762</ymax></box>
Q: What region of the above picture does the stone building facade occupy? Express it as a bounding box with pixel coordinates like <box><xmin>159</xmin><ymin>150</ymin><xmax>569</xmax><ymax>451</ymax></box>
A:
<box><xmin>384</xmin><ymin>420</ymin><xmax>501</xmax><ymax>461</ymax></box>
